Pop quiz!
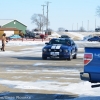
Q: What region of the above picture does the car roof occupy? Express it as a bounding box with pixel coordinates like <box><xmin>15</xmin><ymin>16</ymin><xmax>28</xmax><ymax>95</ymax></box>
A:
<box><xmin>60</xmin><ymin>35</ymin><xmax>70</xmax><ymax>38</ymax></box>
<box><xmin>61</xmin><ymin>35</ymin><xmax>69</xmax><ymax>36</ymax></box>
<box><xmin>51</xmin><ymin>38</ymin><xmax>72</xmax><ymax>41</ymax></box>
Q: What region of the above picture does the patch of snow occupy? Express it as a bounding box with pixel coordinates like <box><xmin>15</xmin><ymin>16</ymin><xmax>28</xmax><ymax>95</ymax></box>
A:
<box><xmin>33</xmin><ymin>63</ymin><xmax>48</xmax><ymax>66</ymax></box>
<box><xmin>0</xmin><ymin>79</ymin><xmax>71</xmax><ymax>91</ymax></box>
<box><xmin>0</xmin><ymin>79</ymin><xmax>100</xmax><ymax>98</ymax></box>
<box><xmin>67</xmin><ymin>32</ymin><xmax>84</xmax><ymax>40</ymax></box>
<box><xmin>77</xmin><ymin>53</ymin><xmax>84</xmax><ymax>58</ymax></box>
<box><xmin>65</xmin><ymin>81</ymin><xmax>100</xmax><ymax>96</ymax></box>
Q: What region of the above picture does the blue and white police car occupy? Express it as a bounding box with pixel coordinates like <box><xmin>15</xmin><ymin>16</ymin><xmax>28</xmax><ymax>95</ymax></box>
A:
<box><xmin>42</xmin><ymin>38</ymin><xmax>78</xmax><ymax>60</ymax></box>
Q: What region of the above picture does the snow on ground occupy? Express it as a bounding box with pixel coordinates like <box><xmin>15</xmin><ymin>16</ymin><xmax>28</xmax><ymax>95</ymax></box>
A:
<box><xmin>66</xmin><ymin>32</ymin><xmax>84</xmax><ymax>40</ymax></box>
<box><xmin>48</xmin><ymin>32</ymin><xmax>61</xmax><ymax>38</ymax></box>
<box><xmin>58</xmin><ymin>32</ymin><xmax>85</xmax><ymax>40</ymax></box>
<box><xmin>0</xmin><ymin>40</ymin><xmax>85</xmax><ymax>58</ymax></box>
<box><xmin>0</xmin><ymin>40</ymin><xmax>99</xmax><ymax>58</ymax></box>
<box><xmin>58</xmin><ymin>31</ymin><xmax>100</xmax><ymax>41</ymax></box>
<box><xmin>0</xmin><ymin>72</ymin><xmax>100</xmax><ymax>100</ymax></box>
<box><xmin>51</xmin><ymin>32</ymin><xmax>61</xmax><ymax>37</ymax></box>
<box><xmin>4</xmin><ymin>41</ymin><xmax>48</xmax><ymax>46</ymax></box>
<box><xmin>0</xmin><ymin>68</ymin><xmax>98</xmax><ymax>92</ymax></box>
<box><xmin>0</xmin><ymin>40</ymin><xmax>100</xmax><ymax>99</ymax></box>
<box><xmin>5</xmin><ymin>37</ymin><xmax>100</xmax><ymax>48</ymax></box>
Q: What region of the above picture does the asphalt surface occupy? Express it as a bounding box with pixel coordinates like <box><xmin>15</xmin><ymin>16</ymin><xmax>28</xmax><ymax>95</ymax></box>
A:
<box><xmin>0</xmin><ymin>45</ymin><xmax>84</xmax><ymax>100</ymax></box>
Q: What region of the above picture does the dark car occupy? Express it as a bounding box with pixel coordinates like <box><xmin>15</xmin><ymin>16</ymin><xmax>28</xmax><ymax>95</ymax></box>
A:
<box><xmin>88</xmin><ymin>36</ymin><xmax>100</xmax><ymax>42</ymax></box>
<box><xmin>25</xmin><ymin>32</ymin><xmax>35</xmax><ymax>38</ymax></box>
<box><xmin>42</xmin><ymin>38</ymin><xmax>78</xmax><ymax>60</ymax></box>
<box><xmin>60</xmin><ymin>35</ymin><xmax>70</xmax><ymax>38</ymax></box>
<box><xmin>95</xmin><ymin>28</ymin><xmax>100</xmax><ymax>32</ymax></box>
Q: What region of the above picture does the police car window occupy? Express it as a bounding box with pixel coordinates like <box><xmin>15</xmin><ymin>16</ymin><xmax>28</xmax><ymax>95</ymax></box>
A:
<box><xmin>71</xmin><ymin>40</ymin><xmax>75</xmax><ymax>45</ymax></box>
<box><xmin>66</xmin><ymin>40</ymin><xmax>71</xmax><ymax>46</ymax></box>
<box><xmin>49</xmin><ymin>39</ymin><xmax>71</xmax><ymax>46</ymax></box>
<box><xmin>49</xmin><ymin>39</ymin><xmax>60</xmax><ymax>44</ymax></box>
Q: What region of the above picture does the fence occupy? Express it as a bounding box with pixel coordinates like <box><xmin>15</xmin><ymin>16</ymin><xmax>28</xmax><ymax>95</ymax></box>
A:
<box><xmin>3</xmin><ymin>37</ymin><xmax>51</xmax><ymax>42</ymax></box>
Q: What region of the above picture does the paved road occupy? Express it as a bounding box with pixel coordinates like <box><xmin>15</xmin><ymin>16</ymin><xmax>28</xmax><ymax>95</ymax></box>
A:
<box><xmin>0</xmin><ymin>45</ymin><xmax>84</xmax><ymax>100</ymax></box>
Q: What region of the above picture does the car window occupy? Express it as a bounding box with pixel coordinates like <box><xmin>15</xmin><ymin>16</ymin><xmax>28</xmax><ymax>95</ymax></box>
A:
<box><xmin>71</xmin><ymin>40</ymin><xmax>75</xmax><ymax>45</ymax></box>
<box><xmin>49</xmin><ymin>39</ymin><xmax>71</xmax><ymax>46</ymax></box>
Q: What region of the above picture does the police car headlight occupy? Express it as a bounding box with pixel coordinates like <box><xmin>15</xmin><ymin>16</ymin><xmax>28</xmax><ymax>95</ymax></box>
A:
<box><xmin>64</xmin><ymin>49</ymin><xmax>68</xmax><ymax>52</ymax></box>
<box><xmin>60</xmin><ymin>49</ymin><xmax>62</xmax><ymax>52</ymax></box>
<box><xmin>48</xmin><ymin>49</ymin><xmax>51</xmax><ymax>51</ymax></box>
<box><xmin>43</xmin><ymin>49</ymin><xmax>47</xmax><ymax>52</ymax></box>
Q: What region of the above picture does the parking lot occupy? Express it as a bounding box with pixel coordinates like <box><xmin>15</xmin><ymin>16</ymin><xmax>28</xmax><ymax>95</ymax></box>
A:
<box><xmin>0</xmin><ymin>41</ymin><xmax>100</xmax><ymax>100</ymax></box>
<box><xmin>0</xmin><ymin>42</ymin><xmax>84</xmax><ymax>100</ymax></box>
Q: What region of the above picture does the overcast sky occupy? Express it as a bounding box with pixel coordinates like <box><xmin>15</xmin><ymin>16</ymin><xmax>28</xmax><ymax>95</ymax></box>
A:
<box><xmin>0</xmin><ymin>0</ymin><xmax>100</xmax><ymax>31</ymax></box>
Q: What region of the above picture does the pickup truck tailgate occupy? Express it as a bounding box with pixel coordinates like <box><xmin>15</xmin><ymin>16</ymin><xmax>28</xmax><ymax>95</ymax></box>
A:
<box><xmin>81</xmin><ymin>47</ymin><xmax>100</xmax><ymax>83</ymax></box>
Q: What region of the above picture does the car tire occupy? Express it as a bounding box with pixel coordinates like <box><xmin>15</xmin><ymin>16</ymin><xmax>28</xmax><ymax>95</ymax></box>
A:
<box><xmin>73</xmin><ymin>54</ymin><xmax>77</xmax><ymax>59</ymax></box>
<box><xmin>42</xmin><ymin>56</ymin><xmax>47</xmax><ymax>60</ymax></box>
<box><xmin>67</xmin><ymin>53</ymin><xmax>72</xmax><ymax>61</ymax></box>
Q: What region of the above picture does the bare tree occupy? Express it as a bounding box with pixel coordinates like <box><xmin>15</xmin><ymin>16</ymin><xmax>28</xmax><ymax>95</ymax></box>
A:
<box><xmin>31</xmin><ymin>14</ymin><xmax>48</xmax><ymax>31</ymax></box>
<box><xmin>96</xmin><ymin>6</ymin><xmax>100</xmax><ymax>17</ymax></box>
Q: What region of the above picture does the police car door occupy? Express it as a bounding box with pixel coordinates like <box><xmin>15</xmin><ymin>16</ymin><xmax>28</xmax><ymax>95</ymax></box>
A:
<box><xmin>71</xmin><ymin>40</ymin><xmax>76</xmax><ymax>55</ymax></box>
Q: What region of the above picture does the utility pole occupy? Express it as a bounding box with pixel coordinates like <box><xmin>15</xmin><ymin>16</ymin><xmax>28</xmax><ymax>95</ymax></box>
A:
<box><xmin>72</xmin><ymin>23</ymin><xmax>74</xmax><ymax>31</ymax></box>
<box><xmin>82</xmin><ymin>21</ymin><xmax>83</xmax><ymax>28</ymax></box>
<box><xmin>87</xmin><ymin>20</ymin><xmax>89</xmax><ymax>32</ymax></box>
<box><xmin>46</xmin><ymin>1</ymin><xmax>51</xmax><ymax>33</ymax></box>
<box><xmin>41</xmin><ymin>5</ymin><xmax>46</xmax><ymax>34</ymax></box>
<box><xmin>77</xmin><ymin>23</ymin><xmax>78</xmax><ymax>31</ymax></box>
<box><xmin>95</xmin><ymin>19</ymin><xmax>96</xmax><ymax>29</ymax></box>
<box><xmin>41</xmin><ymin>5</ymin><xmax>46</xmax><ymax>16</ymax></box>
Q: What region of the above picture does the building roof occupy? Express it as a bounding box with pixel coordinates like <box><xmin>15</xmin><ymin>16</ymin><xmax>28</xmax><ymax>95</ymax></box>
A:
<box><xmin>0</xmin><ymin>27</ymin><xmax>21</xmax><ymax>31</ymax></box>
<box><xmin>0</xmin><ymin>19</ymin><xmax>27</xmax><ymax>27</ymax></box>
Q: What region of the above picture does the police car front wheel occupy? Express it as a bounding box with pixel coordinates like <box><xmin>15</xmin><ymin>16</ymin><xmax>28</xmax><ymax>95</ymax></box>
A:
<box><xmin>42</xmin><ymin>56</ymin><xmax>47</xmax><ymax>60</ymax></box>
<box><xmin>67</xmin><ymin>53</ymin><xmax>72</xmax><ymax>61</ymax></box>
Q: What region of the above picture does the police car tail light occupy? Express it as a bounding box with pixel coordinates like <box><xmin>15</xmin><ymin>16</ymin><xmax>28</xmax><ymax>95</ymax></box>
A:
<box><xmin>84</xmin><ymin>53</ymin><xmax>93</xmax><ymax>65</ymax></box>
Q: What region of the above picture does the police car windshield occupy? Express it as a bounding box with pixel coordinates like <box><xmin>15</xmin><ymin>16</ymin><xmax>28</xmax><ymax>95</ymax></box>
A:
<box><xmin>49</xmin><ymin>39</ymin><xmax>71</xmax><ymax>46</ymax></box>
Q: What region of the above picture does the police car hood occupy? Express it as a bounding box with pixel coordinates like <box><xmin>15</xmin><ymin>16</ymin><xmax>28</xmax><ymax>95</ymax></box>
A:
<box><xmin>45</xmin><ymin>44</ymin><xmax>70</xmax><ymax>49</ymax></box>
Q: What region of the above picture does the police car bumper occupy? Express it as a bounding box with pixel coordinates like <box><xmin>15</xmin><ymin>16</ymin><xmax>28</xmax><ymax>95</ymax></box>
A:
<box><xmin>80</xmin><ymin>72</ymin><xmax>90</xmax><ymax>81</ymax></box>
<box><xmin>42</xmin><ymin>52</ymin><xmax>70</xmax><ymax>58</ymax></box>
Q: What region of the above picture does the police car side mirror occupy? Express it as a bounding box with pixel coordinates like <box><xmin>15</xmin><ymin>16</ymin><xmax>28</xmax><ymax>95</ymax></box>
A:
<box><xmin>45</xmin><ymin>42</ymin><xmax>49</xmax><ymax>45</ymax></box>
<box><xmin>72</xmin><ymin>43</ymin><xmax>75</xmax><ymax>46</ymax></box>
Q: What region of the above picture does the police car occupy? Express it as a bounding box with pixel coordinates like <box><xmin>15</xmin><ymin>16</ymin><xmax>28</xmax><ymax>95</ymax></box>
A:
<box><xmin>42</xmin><ymin>38</ymin><xmax>78</xmax><ymax>60</ymax></box>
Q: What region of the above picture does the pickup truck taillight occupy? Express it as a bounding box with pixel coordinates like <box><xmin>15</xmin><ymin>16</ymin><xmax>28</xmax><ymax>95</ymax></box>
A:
<box><xmin>84</xmin><ymin>53</ymin><xmax>93</xmax><ymax>65</ymax></box>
